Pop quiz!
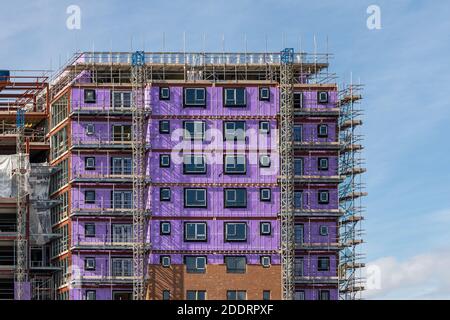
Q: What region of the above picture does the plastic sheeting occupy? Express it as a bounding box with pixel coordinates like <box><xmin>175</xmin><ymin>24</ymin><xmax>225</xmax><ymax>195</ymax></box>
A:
<box><xmin>0</xmin><ymin>155</ymin><xmax>52</xmax><ymax>245</ymax></box>
<box><xmin>0</xmin><ymin>154</ymin><xmax>30</xmax><ymax>198</ymax></box>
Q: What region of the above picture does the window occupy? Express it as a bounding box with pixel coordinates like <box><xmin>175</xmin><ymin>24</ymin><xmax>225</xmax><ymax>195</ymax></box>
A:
<box><xmin>112</xmin><ymin>191</ymin><xmax>132</xmax><ymax>209</ymax></box>
<box><xmin>259</xmin><ymin>155</ymin><xmax>271</xmax><ymax>168</ymax></box>
<box><xmin>293</xmin><ymin>125</ymin><xmax>302</xmax><ymax>142</ymax></box>
<box><xmin>159</xmin><ymin>87</ymin><xmax>170</xmax><ymax>100</ymax></box>
<box><xmin>227</xmin><ymin>291</ymin><xmax>246</xmax><ymax>300</ymax></box>
<box><xmin>263</xmin><ymin>290</ymin><xmax>271</xmax><ymax>300</ymax></box>
<box><xmin>295</xmin><ymin>290</ymin><xmax>305</xmax><ymax>300</ymax></box>
<box><xmin>260</xmin><ymin>188</ymin><xmax>271</xmax><ymax>202</ymax></box>
<box><xmin>161</xmin><ymin>256</ymin><xmax>171</xmax><ymax>268</ymax></box>
<box><xmin>318</xmin><ymin>91</ymin><xmax>328</xmax><ymax>103</ymax></box>
<box><xmin>86</xmin><ymin>123</ymin><xmax>95</xmax><ymax>135</ymax></box>
<box><xmin>159</xmin><ymin>154</ymin><xmax>171</xmax><ymax>168</ymax></box>
<box><xmin>112</xmin><ymin>125</ymin><xmax>131</xmax><ymax>142</ymax></box>
<box><xmin>260</xmin><ymin>222</ymin><xmax>271</xmax><ymax>236</ymax></box>
<box><xmin>259</xmin><ymin>121</ymin><xmax>270</xmax><ymax>134</ymax></box>
<box><xmin>85</xmin><ymin>257</ymin><xmax>96</xmax><ymax>270</ymax></box>
<box><xmin>184</xmin><ymin>121</ymin><xmax>205</xmax><ymax>140</ymax></box>
<box><xmin>261</xmin><ymin>256</ymin><xmax>271</xmax><ymax>268</ymax></box>
<box><xmin>319</xmin><ymin>290</ymin><xmax>330</xmax><ymax>300</ymax></box>
<box><xmin>84</xmin><ymin>89</ymin><xmax>96</xmax><ymax>103</ymax></box>
<box><xmin>318</xmin><ymin>157</ymin><xmax>329</xmax><ymax>171</ymax></box>
<box><xmin>162</xmin><ymin>290</ymin><xmax>170</xmax><ymax>300</ymax></box>
<box><xmin>318</xmin><ymin>257</ymin><xmax>330</xmax><ymax>271</ymax></box>
<box><xmin>295</xmin><ymin>258</ymin><xmax>304</xmax><ymax>276</ymax></box>
<box><xmin>183</xmin><ymin>155</ymin><xmax>206</xmax><ymax>174</ymax></box>
<box><xmin>225</xmin><ymin>223</ymin><xmax>247</xmax><ymax>241</ymax></box>
<box><xmin>225</xmin><ymin>256</ymin><xmax>246</xmax><ymax>273</ymax></box>
<box><xmin>112</xmin><ymin>258</ymin><xmax>132</xmax><ymax>276</ymax></box>
<box><xmin>186</xmin><ymin>290</ymin><xmax>206</xmax><ymax>300</ymax></box>
<box><xmin>159</xmin><ymin>120</ymin><xmax>170</xmax><ymax>134</ymax></box>
<box><xmin>112</xmin><ymin>224</ymin><xmax>132</xmax><ymax>243</ymax></box>
<box><xmin>259</xmin><ymin>87</ymin><xmax>270</xmax><ymax>101</ymax></box>
<box><xmin>184</xmin><ymin>189</ymin><xmax>207</xmax><ymax>208</ymax></box>
<box><xmin>111</xmin><ymin>157</ymin><xmax>132</xmax><ymax>175</ymax></box>
<box><xmin>160</xmin><ymin>188</ymin><xmax>171</xmax><ymax>201</ymax></box>
<box><xmin>85</xmin><ymin>157</ymin><xmax>95</xmax><ymax>170</ymax></box>
<box><xmin>85</xmin><ymin>190</ymin><xmax>95</xmax><ymax>204</ymax></box>
<box><xmin>295</xmin><ymin>224</ymin><xmax>304</xmax><ymax>244</ymax></box>
<box><xmin>86</xmin><ymin>290</ymin><xmax>96</xmax><ymax>300</ymax></box>
<box><xmin>318</xmin><ymin>190</ymin><xmax>329</xmax><ymax>204</ymax></box>
<box><xmin>294</xmin><ymin>158</ymin><xmax>303</xmax><ymax>175</ymax></box>
<box><xmin>224</xmin><ymin>154</ymin><xmax>246</xmax><ymax>174</ymax></box>
<box><xmin>318</xmin><ymin>124</ymin><xmax>328</xmax><ymax>137</ymax></box>
<box><xmin>224</xmin><ymin>189</ymin><xmax>247</xmax><ymax>208</ymax></box>
<box><xmin>294</xmin><ymin>92</ymin><xmax>303</xmax><ymax>109</ymax></box>
<box><xmin>185</xmin><ymin>256</ymin><xmax>207</xmax><ymax>273</ymax></box>
<box><xmin>320</xmin><ymin>225</ymin><xmax>329</xmax><ymax>236</ymax></box>
<box><xmin>184</xmin><ymin>88</ymin><xmax>206</xmax><ymax>107</ymax></box>
<box><xmin>112</xmin><ymin>91</ymin><xmax>131</xmax><ymax>109</ymax></box>
<box><xmin>184</xmin><ymin>222</ymin><xmax>207</xmax><ymax>241</ymax></box>
<box><xmin>294</xmin><ymin>191</ymin><xmax>303</xmax><ymax>209</ymax></box>
<box><xmin>85</xmin><ymin>224</ymin><xmax>95</xmax><ymax>237</ymax></box>
<box><xmin>224</xmin><ymin>88</ymin><xmax>246</xmax><ymax>107</ymax></box>
<box><xmin>223</xmin><ymin>121</ymin><xmax>246</xmax><ymax>141</ymax></box>
<box><xmin>160</xmin><ymin>222</ymin><xmax>171</xmax><ymax>235</ymax></box>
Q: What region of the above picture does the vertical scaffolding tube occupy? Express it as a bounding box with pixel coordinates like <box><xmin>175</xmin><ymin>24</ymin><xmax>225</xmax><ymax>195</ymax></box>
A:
<box><xmin>15</xmin><ymin>108</ymin><xmax>28</xmax><ymax>300</ymax></box>
<box><xmin>131</xmin><ymin>51</ymin><xmax>146</xmax><ymax>300</ymax></box>
<box><xmin>280</xmin><ymin>48</ymin><xmax>295</xmax><ymax>300</ymax></box>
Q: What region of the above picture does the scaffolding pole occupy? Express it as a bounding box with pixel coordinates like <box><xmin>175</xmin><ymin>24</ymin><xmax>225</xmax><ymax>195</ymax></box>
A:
<box><xmin>15</xmin><ymin>108</ymin><xmax>28</xmax><ymax>300</ymax></box>
<box><xmin>280</xmin><ymin>48</ymin><xmax>295</xmax><ymax>300</ymax></box>
<box><xmin>131</xmin><ymin>51</ymin><xmax>146</xmax><ymax>300</ymax></box>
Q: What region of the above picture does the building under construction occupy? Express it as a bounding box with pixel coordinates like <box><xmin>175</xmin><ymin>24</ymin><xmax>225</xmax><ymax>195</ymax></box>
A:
<box><xmin>0</xmin><ymin>49</ymin><xmax>365</xmax><ymax>300</ymax></box>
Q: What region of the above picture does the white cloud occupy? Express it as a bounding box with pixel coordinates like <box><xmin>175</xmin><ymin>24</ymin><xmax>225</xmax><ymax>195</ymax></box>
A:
<box><xmin>364</xmin><ymin>249</ymin><xmax>450</xmax><ymax>299</ymax></box>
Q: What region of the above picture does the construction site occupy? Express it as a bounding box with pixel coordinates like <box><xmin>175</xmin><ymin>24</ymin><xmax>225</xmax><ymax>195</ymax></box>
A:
<box><xmin>0</xmin><ymin>49</ymin><xmax>365</xmax><ymax>300</ymax></box>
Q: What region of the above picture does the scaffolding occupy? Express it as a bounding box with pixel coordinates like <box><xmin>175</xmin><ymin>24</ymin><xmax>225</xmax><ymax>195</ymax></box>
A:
<box><xmin>131</xmin><ymin>51</ymin><xmax>147</xmax><ymax>300</ymax></box>
<box><xmin>279</xmin><ymin>48</ymin><xmax>295</xmax><ymax>300</ymax></box>
<box><xmin>14</xmin><ymin>108</ymin><xmax>28</xmax><ymax>300</ymax></box>
<box><xmin>338</xmin><ymin>84</ymin><xmax>366</xmax><ymax>300</ymax></box>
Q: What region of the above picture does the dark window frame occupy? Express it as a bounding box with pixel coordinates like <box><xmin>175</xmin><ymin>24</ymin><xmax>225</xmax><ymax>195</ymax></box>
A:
<box><xmin>224</xmin><ymin>188</ymin><xmax>247</xmax><ymax>208</ymax></box>
<box><xmin>84</xmin><ymin>190</ymin><xmax>96</xmax><ymax>204</ymax></box>
<box><xmin>160</xmin><ymin>255</ymin><xmax>171</xmax><ymax>268</ymax></box>
<box><xmin>84</xmin><ymin>89</ymin><xmax>96</xmax><ymax>103</ymax></box>
<box><xmin>223</xmin><ymin>87</ymin><xmax>247</xmax><ymax>107</ymax></box>
<box><xmin>318</xmin><ymin>190</ymin><xmax>330</xmax><ymax>204</ymax></box>
<box><xmin>85</xmin><ymin>257</ymin><xmax>96</xmax><ymax>271</ymax></box>
<box><xmin>183</xmin><ymin>120</ymin><xmax>206</xmax><ymax>141</ymax></box>
<box><xmin>86</xmin><ymin>290</ymin><xmax>96</xmax><ymax>300</ymax></box>
<box><xmin>224</xmin><ymin>154</ymin><xmax>247</xmax><ymax>175</ymax></box>
<box><xmin>319</xmin><ymin>225</ymin><xmax>329</xmax><ymax>236</ymax></box>
<box><xmin>318</xmin><ymin>157</ymin><xmax>329</xmax><ymax>171</ymax></box>
<box><xmin>318</xmin><ymin>256</ymin><xmax>330</xmax><ymax>271</ymax></box>
<box><xmin>259</xmin><ymin>155</ymin><xmax>271</xmax><ymax>168</ymax></box>
<box><xmin>184</xmin><ymin>188</ymin><xmax>207</xmax><ymax>208</ymax></box>
<box><xmin>317</xmin><ymin>124</ymin><xmax>329</xmax><ymax>138</ymax></box>
<box><xmin>159</xmin><ymin>120</ymin><xmax>170</xmax><ymax>134</ymax></box>
<box><xmin>183</xmin><ymin>87</ymin><xmax>207</xmax><ymax>107</ymax></box>
<box><xmin>85</xmin><ymin>157</ymin><xmax>96</xmax><ymax>170</ymax></box>
<box><xmin>223</xmin><ymin>121</ymin><xmax>246</xmax><ymax>141</ymax></box>
<box><xmin>159</xmin><ymin>87</ymin><xmax>170</xmax><ymax>101</ymax></box>
<box><xmin>319</xmin><ymin>289</ymin><xmax>330</xmax><ymax>300</ymax></box>
<box><xmin>260</xmin><ymin>188</ymin><xmax>271</xmax><ymax>202</ymax></box>
<box><xmin>184</xmin><ymin>222</ymin><xmax>208</xmax><ymax>242</ymax></box>
<box><xmin>85</xmin><ymin>223</ymin><xmax>96</xmax><ymax>238</ymax></box>
<box><xmin>293</xmin><ymin>92</ymin><xmax>303</xmax><ymax>109</ymax></box>
<box><xmin>159</xmin><ymin>154</ymin><xmax>171</xmax><ymax>168</ymax></box>
<box><xmin>160</xmin><ymin>188</ymin><xmax>171</xmax><ymax>201</ymax></box>
<box><xmin>259</xmin><ymin>87</ymin><xmax>270</xmax><ymax>101</ymax></box>
<box><xmin>224</xmin><ymin>222</ymin><xmax>247</xmax><ymax>242</ymax></box>
<box><xmin>259</xmin><ymin>121</ymin><xmax>270</xmax><ymax>134</ymax></box>
<box><xmin>183</xmin><ymin>154</ymin><xmax>207</xmax><ymax>175</ymax></box>
<box><xmin>160</xmin><ymin>221</ymin><xmax>171</xmax><ymax>235</ymax></box>
<box><xmin>184</xmin><ymin>256</ymin><xmax>207</xmax><ymax>273</ymax></box>
<box><xmin>318</xmin><ymin>91</ymin><xmax>329</xmax><ymax>104</ymax></box>
<box><xmin>260</xmin><ymin>256</ymin><xmax>271</xmax><ymax>268</ymax></box>
<box><xmin>225</xmin><ymin>256</ymin><xmax>247</xmax><ymax>273</ymax></box>
<box><xmin>260</xmin><ymin>222</ymin><xmax>272</xmax><ymax>236</ymax></box>
<box><xmin>162</xmin><ymin>290</ymin><xmax>170</xmax><ymax>300</ymax></box>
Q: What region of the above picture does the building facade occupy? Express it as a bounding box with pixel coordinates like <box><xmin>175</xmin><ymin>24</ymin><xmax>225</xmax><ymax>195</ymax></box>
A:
<box><xmin>0</xmin><ymin>51</ymin><xmax>365</xmax><ymax>300</ymax></box>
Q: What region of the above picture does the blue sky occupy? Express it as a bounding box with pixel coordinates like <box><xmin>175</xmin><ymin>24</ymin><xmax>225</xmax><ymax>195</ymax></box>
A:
<box><xmin>1</xmin><ymin>0</ymin><xmax>450</xmax><ymax>299</ymax></box>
